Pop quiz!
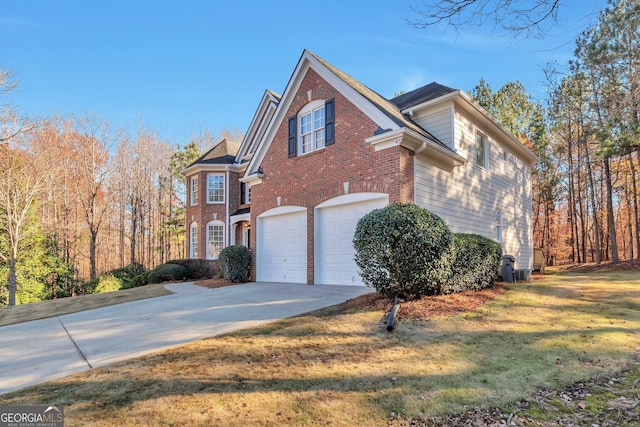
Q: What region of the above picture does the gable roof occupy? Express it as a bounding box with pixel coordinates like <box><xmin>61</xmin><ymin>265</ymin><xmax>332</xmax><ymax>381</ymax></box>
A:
<box><xmin>235</xmin><ymin>90</ymin><xmax>281</xmax><ymax>164</ymax></box>
<box><xmin>308</xmin><ymin>52</ymin><xmax>444</xmax><ymax>145</ymax></box>
<box><xmin>244</xmin><ymin>50</ymin><xmax>457</xmax><ymax>178</ymax></box>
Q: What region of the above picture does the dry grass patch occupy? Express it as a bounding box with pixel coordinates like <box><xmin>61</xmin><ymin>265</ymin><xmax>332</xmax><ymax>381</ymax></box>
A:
<box><xmin>2</xmin><ymin>270</ymin><xmax>640</xmax><ymax>426</ymax></box>
<box><xmin>0</xmin><ymin>284</ymin><xmax>173</xmax><ymax>326</ymax></box>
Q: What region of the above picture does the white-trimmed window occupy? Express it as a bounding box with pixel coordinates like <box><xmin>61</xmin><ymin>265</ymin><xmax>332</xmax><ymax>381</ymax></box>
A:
<box><xmin>299</xmin><ymin>102</ymin><xmax>325</xmax><ymax>154</ymax></box>
<box><xmin>207</xmin><ymin>174</ymin><xmax>224</xmax><ymax>203</ymax></box>
<box><xmin>496</xmin><ymin>210</ymin><xmax>503</xmax><ymax>243</ymax></box>
<box><xmin>190</xmin><ymin>222</ymin><xmax>198</xmax><ymax>258</ymax></box>
<box><xmin>288</xmin><ymin>98</ymin><xmax>334</xmax><ymax>158</ymax></box>
<box><xmin>241</xmin><ymin>182</ymin><xmax>251</xmax><ymax>204</ymax></box>
<box><xmin>206</xmin><ymin>221</ymin><xmax>225</xmax><ymax>259</ymax></box>
<box><xmin>190</xmin><ymin>176</ymin><xmax>198</xmax><ymax>206</ymax></box>
<box><xmin>476</xmin><ymin>132</ymin><xmax>488</xmax><ymax>168</ymax></box>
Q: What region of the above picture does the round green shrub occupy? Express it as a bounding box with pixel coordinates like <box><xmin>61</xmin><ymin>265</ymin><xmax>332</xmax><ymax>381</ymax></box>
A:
<box><xmin>440</xmin><ymin>233</ymin><xmax>502</xmax><ymax>294</ymax></box>
<box><xmin>218</xmin><ymin>245</ymin><xmax>251</xmax><ymax>282</ymax></box>
<box><xmin>147</xmin><ymin>263</ymin><xmax>189</xmax><ymax>284</ymax></box>
<box><xmin>93</xmin><ymin>275</ymin><xmax>123</xmax><ymax>293</ymax></box>
<box><xmin>353</xmin><ymin>203</ymin><xmax>452</xmax><ymax>299</ymax></box>
<box><xmin>125</xmin><ymin>270</ymin><xmax>151</xmax><ymax>288</ymax></box>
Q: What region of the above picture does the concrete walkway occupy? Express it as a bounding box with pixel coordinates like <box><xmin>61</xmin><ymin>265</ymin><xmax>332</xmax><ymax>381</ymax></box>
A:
<box><xmin>0</xmin><ymin>282</ymin><xmax>372</xmax><ymax>395</ymax></box>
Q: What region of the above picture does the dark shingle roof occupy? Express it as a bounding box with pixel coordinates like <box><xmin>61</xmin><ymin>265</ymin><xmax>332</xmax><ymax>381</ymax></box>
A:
<box><xmin>390</xmin><ymin>82</ymin><xmax>457</xmax><ymax>110</ymax></box>
<box><xmin>231</xmin><ymin>207</ymin><xmax>250</xmax><ymax>216</ymax></box>
<box><xmin>187</xmin><ymin>139</ymin><xmax>240</xmax><ymax>168</ymax></box>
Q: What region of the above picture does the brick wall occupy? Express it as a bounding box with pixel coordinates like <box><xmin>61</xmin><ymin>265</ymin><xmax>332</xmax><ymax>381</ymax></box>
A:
<box><xmin>185</xmin><ymin>169</ymin><xmax>239</xmax><ymax>258</ymax></box>
<box><xmin>250</xmin><ymin>68</ymin><xmax>414</xmax><ymax>283</ymax></box>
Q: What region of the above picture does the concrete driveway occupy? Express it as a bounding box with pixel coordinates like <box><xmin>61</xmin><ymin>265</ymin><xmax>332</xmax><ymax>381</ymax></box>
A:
<box><xmin>0</xmin><ymin>281</ymin><xmax>372</xmax><ymax>395</ymax></box>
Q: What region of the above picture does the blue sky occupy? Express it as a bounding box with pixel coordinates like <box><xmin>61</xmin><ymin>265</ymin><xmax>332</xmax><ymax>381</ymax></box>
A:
<box><xmin>0</xmin><ymin>1</ymin><xmax>606</xmax><ymax>146</ymax></box>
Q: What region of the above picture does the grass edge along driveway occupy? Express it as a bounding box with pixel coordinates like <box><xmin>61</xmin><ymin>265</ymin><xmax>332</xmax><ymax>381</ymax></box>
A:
<box><xmin>1</xmin><ymin>269</ymin><xmax>639</xmax><ymax>426</ymax></box>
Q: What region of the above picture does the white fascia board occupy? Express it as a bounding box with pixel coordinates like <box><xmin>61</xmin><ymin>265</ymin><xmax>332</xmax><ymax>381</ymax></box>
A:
<box><xmin>366</xmin><ymin>128</ymin><xmax>465</xmax><ymax>171</ymax></box>
<box><xmin>239</xmin><ymin>173</ymin><xmax>263</xmax><ymax>186</ymax></box>
<box><xmin>245</xmin><ymin>50</ymin><xmax>400</xmax><ymax>178</ymax></box>
<box><xmin>457</xmin><ymin>91</ymin><xmax>539</xmax><ymax>165</ymax></box>
<box><xmin>182</xmin><ymin>163</ymin><xmax>245</xmax><ymax>176</ymax></box>
<box><xmin>236</xmin><ymin>91</ymin><xmax>279</xmax><ymax>163</ymax></box>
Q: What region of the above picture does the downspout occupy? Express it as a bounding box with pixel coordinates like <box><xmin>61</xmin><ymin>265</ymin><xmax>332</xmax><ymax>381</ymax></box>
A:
<box><xmin>226</xmin><ymin>168</ymin><xmax>230</xmax><ymax>250</ymax></box>
<box><xmin>414</xmin><ymin>141</ymin><xmax>427</xmax><ymax>205</ymax></box>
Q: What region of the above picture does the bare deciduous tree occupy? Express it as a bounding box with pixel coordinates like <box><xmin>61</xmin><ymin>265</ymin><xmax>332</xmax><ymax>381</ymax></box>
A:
<box><xmin>0</xmin><ymin>141</ymin><xmax>47</xmax><ymax>305</ymax></box>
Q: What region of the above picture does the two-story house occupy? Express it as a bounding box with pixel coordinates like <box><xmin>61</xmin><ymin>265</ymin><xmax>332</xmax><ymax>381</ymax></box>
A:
<box><xmin>185</xmin><ymin>49</ymin><xmax>538</xmax><ymax>285</ymax></box>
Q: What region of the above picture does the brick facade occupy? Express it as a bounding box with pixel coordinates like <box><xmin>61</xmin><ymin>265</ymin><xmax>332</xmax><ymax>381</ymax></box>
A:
<box><xmin>250</xmin><ymin>68</ymin><xmax>414</xmax><ymax>283</ymax></box>
<box><xmin>185</xmin><ymin>168</ymin><xmax>246</xmax><ymax>259</ymax></box>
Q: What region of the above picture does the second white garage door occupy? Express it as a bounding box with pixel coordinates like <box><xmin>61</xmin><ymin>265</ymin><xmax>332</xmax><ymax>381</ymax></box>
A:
<box><xmin>316</xmin><ymin>195</ymin><xmax>388</xmax><ymax>286</ymax></box>
<box><xmin>257</xmin><ymin>207</ymin><xmax>307</xmax><ymax>283</ymax></box>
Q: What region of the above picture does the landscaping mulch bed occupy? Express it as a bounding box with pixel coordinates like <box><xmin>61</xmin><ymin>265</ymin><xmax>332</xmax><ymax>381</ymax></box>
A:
<box><xmin>194</xmin><ymin>277</ymin><xmax>238</xmax><ymax>289</ymax></box>
<box><xmin>342</xmin><ymin>284</ymin><xmax>507</xmax><ymax>318</ymax></box>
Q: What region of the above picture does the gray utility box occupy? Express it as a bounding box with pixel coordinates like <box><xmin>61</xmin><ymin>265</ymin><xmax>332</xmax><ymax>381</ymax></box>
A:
<box><xmin>498</xmin><ymin>255</ymin><xmax>516</xmax><ymax>283</ymax></box>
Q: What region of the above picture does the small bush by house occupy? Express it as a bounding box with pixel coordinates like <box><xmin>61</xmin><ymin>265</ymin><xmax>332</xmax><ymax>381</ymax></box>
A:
<box><xmin>147</xmin><ymin>263</ymin><xmax>189</xmax><ymax>284</ymax></box>
<box><xmin>218</xmin><ymin>245</ymin><xmax>251</xmax><ymax>282</ymax></box>
<box><xmin>440</xmin><ymin>233</ymin><xmax>502</xmax><ymax>294</ymax></box>
<box><xmin>353</xmin><ymin>203</ymin><xmax>452</xmax><ymax>300</ymax></box>
<box><xmin>166</xmin><ymin>259</ymin><xmax>217</xmax><ymax>280</ymax></box>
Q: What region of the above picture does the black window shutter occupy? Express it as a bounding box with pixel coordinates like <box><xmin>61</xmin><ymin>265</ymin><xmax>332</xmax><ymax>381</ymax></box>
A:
<box><xmin>325</xmin><ymin>98</ymin><xmax>335</xmax><ymax>146</ymax></box>
<box><xmin>288</xmin><ymin>116</ymin><xmax>297</xmax><ymax>158</ymax></box>
<box><xmin>240</xmin><ymin>182</ymin><xmax>246</xmax><ymax>204</ymax></box>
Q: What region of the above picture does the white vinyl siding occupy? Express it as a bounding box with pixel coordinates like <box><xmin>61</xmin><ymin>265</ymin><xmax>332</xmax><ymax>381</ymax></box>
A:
<box><xmin>414</xmin><ymin>107</ymin><xmax>533</xmax><ymax>271</ymax></box>
<box><xmin>411</xmin><ymin>102</ymin><xmax>455</xmax><ymax>150</ymax></box>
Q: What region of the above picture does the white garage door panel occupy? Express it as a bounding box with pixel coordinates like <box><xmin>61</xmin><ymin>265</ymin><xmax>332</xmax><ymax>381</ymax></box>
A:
<box><xmin>259</xmin><ymin>211</ymin><xmax>307</xmax><ymax>283</ymax></box>
<box><xmin>318</xmin><ymin>198</ymin><xmax>387</xmax><ymax>286</ymax></box>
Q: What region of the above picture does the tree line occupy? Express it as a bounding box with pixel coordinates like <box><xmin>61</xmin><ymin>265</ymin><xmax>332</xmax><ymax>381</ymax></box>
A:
<box><xmin>1</xmin><ymin>0</ymin><xmax>637</xmax><ymax>305</ymax></box>
<box><xmin>471</xmin><ymin>0</ymin><xmax>640</xmax><ymax>266</ymax></box>
<box><xmin>0</xmin><ymin>86</ymin><xmax>234</xmax><ymax>304</ymax></box>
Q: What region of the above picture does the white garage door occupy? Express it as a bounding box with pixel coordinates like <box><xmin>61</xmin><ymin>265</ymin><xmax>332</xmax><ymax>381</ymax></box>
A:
<box><xmin>316</xmin><ymin>197</ymin><xmax>387</xmax><ymax>285</ymax></box>
<box><xmin>257</xmin><ymin>208</ymin><xmax>307</xmax><ymax>283</ymax></box>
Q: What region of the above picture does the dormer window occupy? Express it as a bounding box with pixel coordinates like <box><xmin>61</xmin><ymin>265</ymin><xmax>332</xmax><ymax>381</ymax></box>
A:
<box><xmin>288</xmin><ymin>98</ymin><xmax>335</xmax><ymax>157</ymax></box>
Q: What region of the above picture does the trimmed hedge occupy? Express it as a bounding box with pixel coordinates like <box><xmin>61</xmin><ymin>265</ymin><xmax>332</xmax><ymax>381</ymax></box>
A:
<box><xmin>440</xmin><ymin>233</ymin><xmax>502</xmax><ymax>294</ymax></box>
<box><xmin>109</xmin><ymin>263</ymin><xmax>146</xmax><ymax>283</ymax></box>
<box><xmin>353</xmin><ymin>203</ymin><xmax>452</xmax><ymax>299</ymax></box>
<box><xmin>126</xmin><ymin>270</ymin><xmax>151</xmax><ymax>288</ymax></box>
<box><xmin>166</xmin><ymin>259</ymin><xmax>217</xmax><ymax>280</ymax></box>
<box><xmin>218</xmin><ymin>245</ymin><xmax>251</xmax><ymax>282</ymax></box>
<box><xmin>147</xmin><ymin>263</ymin><xmax>189</xmax><ymax>284</ymax></box>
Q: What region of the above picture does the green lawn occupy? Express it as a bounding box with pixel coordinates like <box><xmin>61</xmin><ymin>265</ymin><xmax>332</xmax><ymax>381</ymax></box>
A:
<box><xmin>1</xmin><ymin>269</ymin><xmax>639</xmax><ymax>426</ymax></box>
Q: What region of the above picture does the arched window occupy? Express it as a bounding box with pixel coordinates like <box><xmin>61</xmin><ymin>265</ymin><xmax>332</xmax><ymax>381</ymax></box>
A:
<box><xmin>189</xmin><ymin>222</ymin><xmax>198</xmax><ymax>258</ymax></box>
<box><xmin>206</xmin><ymin>220</ymin><xmax>225</xmax><ymax>259</ymax></box>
